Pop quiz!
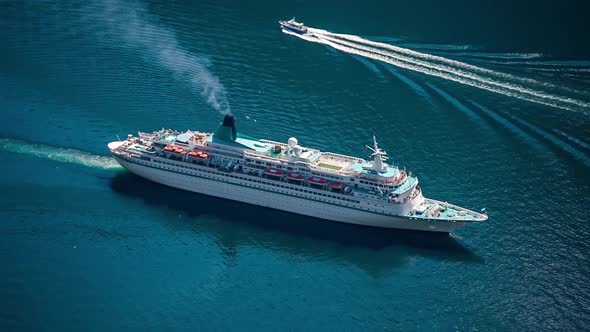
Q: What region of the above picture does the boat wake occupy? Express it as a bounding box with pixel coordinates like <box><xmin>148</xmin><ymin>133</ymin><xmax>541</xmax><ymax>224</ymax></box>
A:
<box><xmin>467</xmin><ymin>100</ymin><xmax>547</xmax><ymax>153</ymax></box>
<box><xmin>463</xmin><ymin>101</ymin><xmax>590</xmax><ymax>166</ymax></box>
<box><xmin>506</xmin><ymin>116</ymin><xmax>590</xmax><ymax>166</ymax></box>
<box><xmin>442</xmin><ymin>51</ymin><xmax>544</xmax><ymax>60</ymax></box>
<box><xmin>425</xmin><ymin>83</ymin><xmax>490</xmax><ymax>129</ymax></box>
<box><xmin>553</xmin><ymin>130</ymin><xmax>590</xmax><ymax>151</ymax></box>
<box><xmin>282</xmin><ymin>28</ymin><xmax>590</xmax><ymax>112</ymax></box>
<box><xmin>0</xmin><ymin>138</ymin><xmax>122</xmax><ymax>170</ymax></box>
<box><xmin>351</xmin><ymin>55</ymin><xmax>385</xmax><ymax>79</ymax></box>
<box><xmin>380</xmin><ymin>65</ymin><xmax>433</xmax><ymax>101</ymax></box>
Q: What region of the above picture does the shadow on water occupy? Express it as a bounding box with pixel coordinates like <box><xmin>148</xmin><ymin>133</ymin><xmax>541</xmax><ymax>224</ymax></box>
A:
<box><xmin>110</xmin><ymin>171</ymin><xmax>483</xmax><ymax>275</ymax></box>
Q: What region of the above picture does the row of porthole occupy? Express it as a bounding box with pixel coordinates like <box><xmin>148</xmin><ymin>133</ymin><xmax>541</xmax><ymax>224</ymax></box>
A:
<box><xmin>151</xmin><ymin>157</ymin><xmax>395</xmax><ymax>203</ymax></box>
<box><xmin>155</xmin><ymin>159</ymin><xmax>360</xmax><ymax>203</ymax></box>
<box><xmin>180</xmin><ymin>169</ymin><xmax>393</xmax><ymax>214</ymax></box>
<box><xmin>130</xmin><ymin>156</ymin><xmax>399</xmax><ymax>216</ymax></box>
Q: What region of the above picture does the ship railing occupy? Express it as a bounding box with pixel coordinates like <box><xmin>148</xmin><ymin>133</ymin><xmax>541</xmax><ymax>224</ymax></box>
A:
<box><xmin>172</xmin><ymin>141</ymin><xmax>190</xmax><ymax>148</ymax></box>
<box><xmin>308</xmin><ymin>163</ymin><xmax>356</xmax><ymax>176</ymax></box>
<box><xmin>259</xmin><ymin>140</ymin><xmax>322</xmax><ymax>154</ymax></box>
<box><xmin>386</xmin><ymin>171</ymin><xmax>407</xmax><ymax>185</ymax></box>
<box><xmin>259</xmin><ymin>139</ymin><xmax>289</xmax><ymax>148</ymax></box>
<box><xmin>138</xmin><ymin>131</ymin><xmax>157</xmax><ymax>140</ymax></box>
<box><xmin>243</xmin><ymin>149</ymin><xmax>305</xmax><ymax>164</ymax></box>
<box><xmin>359</xmin><ymin>170</ymin><xmax>406</xmax><ymax>185</ymax></box>
<box><xmin>243</xmin><ymin>151</ymin><xmax>352</xmax><ymax>176</ymax></box>
<box><xmin>244</xmin><ymin>151</ymin><xmax>294</xmax><ymax>165</ymax></box>
<box><xmin>409</xmin><ymin>186</ymin><xmax>421</xmax><ymax>200</ymax></box>
<box><xmin>424</xmin><ymin>198</ymin><xmax>487</xmax><ymax>221</ymax></box>
<box><xmin>136</xmin><ymin>151</ymin><xmax>363</xmax><ymax>200</ymax></box>
<box><xmin>320</xmin><ymin>152</ymin><xmax>364</xmax><ymax>163</ymax></box>
<box><xmin>244</xmin><ymin>150</ymin><xmax>285</xmax><ymax>161</ymax></box>
<box><xmin>243</xmin><ymin>149</ymin><xmax>360</xmax><ymax>177</ymax></box>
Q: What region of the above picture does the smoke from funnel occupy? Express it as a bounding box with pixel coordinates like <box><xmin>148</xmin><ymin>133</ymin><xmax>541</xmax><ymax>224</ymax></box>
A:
<box><xmin>100</xmin><ymin>0</ymin><xmax>231</xmax><ymax>114</ymax></box>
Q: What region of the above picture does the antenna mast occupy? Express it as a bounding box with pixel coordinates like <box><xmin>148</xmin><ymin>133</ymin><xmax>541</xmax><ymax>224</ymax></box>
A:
<box><xmin>365</xmin><ymin>135</ymin><xmax>389</xmax><ymax>172</ymax></box>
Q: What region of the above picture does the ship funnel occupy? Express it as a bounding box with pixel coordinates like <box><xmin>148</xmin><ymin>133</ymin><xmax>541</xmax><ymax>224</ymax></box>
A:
<box><xmin>215</xmin><ymin>114</ymin><xmax>238</xmax><ymax>141</ymax></box>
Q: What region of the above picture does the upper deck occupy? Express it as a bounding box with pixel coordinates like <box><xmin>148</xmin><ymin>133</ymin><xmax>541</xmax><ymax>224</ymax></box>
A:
<box><xmin>140</xmin><ymin>123</ymin><xmax>406</xmax><ymax>184</ymax></box>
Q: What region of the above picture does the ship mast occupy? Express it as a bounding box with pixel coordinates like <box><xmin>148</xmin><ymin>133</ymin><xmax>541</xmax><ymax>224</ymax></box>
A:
<box><xmin>366</xmin><ymin>136</ymin><xmax>389</xmax><ymax>172</ymax></box>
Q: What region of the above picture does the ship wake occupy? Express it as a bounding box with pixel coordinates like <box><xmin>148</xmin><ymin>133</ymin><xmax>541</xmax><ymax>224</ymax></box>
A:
<box><xmin>282</xmin><ymin>28</ymin><xmax>590</xmax><ymax>112</ymax></box>
<box><xmin>0</xmin><ymin>138</ymin><xmax>122</xmax><ymax>170</ymax></box>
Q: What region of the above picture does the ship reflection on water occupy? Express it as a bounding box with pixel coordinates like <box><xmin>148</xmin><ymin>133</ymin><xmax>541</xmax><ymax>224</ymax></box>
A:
<box><xmin>110</xmin><ymin>171</ymin><xmax>482</xmax><ymax>275</ymax></box>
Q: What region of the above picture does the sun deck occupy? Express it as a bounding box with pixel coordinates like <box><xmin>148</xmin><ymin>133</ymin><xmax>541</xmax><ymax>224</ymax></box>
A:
<box><xmin>316</xmin><ymin>153</ymin><xmax>362</xmax><ymax>171</ymax></box>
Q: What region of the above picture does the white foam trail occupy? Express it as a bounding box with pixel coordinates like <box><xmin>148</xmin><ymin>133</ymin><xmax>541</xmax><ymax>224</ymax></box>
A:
<box><xmin>283</xmin><ymin>30</ymin><xmax>580</xmax><ymax>111</ymax></box>
<box><xmin>0</xmin><ymin>138</ymin><xmax>122</xmax><ymax>170</ymax></box>
<box><xmin>396</xmin><ymin>43</ymin><xmax>476</xmax><ymax>52</ymax></box>
<box><xmin>363</xmin><ymin>36</ymin><xmax>404</xmax><ymax>44</ymax></box>
<box><xmin>101</xmin><ymin>0</ymin><xmax>230</xmax><ymax>114</ymax></box>
<box><xmin>310</xmin><ymin>29</ymin><xmax>547</xmax><ymax>88</ymax></box>
<box><xmin>313</xmin><ymin>33</ymin><xmax>589</xmax><ymax>110</ymax></box>
<box><xmin>444</xmin><ymin>52</ymin><xmax>544</xmax><ymax>60</ymax></box>
<box><xmin>476</xmin><ymin>60</ymin><xmax>590</xmax><ymax>67</ymax></box>
<box><xmin>289</xmin><ymin>28</ymin><xmax>589</xmax><ymax>111</ymax></box>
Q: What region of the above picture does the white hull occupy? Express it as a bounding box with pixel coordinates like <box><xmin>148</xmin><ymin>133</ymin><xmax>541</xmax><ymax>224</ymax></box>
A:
<box><xmin>113</xmin><ymin>155</ymin><xmax>466</xmax><ymax>233</ymax></box>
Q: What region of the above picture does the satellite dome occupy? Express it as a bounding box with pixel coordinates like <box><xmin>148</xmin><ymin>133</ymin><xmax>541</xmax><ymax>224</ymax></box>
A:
<box><xmin>293</xmin><ymin>145</ymin><xmax>303</xmax><ymax>156</ymax></box>
<box><xmin>288</xmin><ymin>137</ymin><xmax>298</xmax><ymax>148</ymax></box>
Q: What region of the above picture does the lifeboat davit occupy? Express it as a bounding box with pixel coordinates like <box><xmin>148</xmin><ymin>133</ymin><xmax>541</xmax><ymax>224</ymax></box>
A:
<box><xmin>287</xmin><ymin>173</ymin><xmax>304</xmax><ymax>180</ymax></box>
<box><xmin>265</xmin><ymin>168</ymin><xmax>283</xmax><ymax>176</ymax></box>
<box><xmin>308</xmin><ymin>176</ymin><xmax>326</xmax><ymax>184</ymax></box>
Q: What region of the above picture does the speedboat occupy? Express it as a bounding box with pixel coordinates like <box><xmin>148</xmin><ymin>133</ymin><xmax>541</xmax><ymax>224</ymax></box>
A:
<box><xmin>279</xmin><ymin>17</ymin><xmax>308</xmax><ymax>34</ymax></box>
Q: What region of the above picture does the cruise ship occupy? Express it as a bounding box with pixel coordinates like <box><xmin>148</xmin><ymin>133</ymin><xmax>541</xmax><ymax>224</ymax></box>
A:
<box><xmin>108</xmin><ymin>114</ymin><xmax>487</xmax><ymax>233</ymax></box>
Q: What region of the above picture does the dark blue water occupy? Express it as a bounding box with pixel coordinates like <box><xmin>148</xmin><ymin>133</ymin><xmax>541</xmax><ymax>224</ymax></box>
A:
<box><xmin>1</xmin><ymin>0</ymin><xmax>589</xmax><ymax>330</ymax></box>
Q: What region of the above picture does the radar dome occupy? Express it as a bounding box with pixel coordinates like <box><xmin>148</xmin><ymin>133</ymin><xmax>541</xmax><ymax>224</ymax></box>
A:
<box><xmin>293</xmin><ymin>145</ymin><xmax>303</xmax><ymax>156</ymax></box>
<box><xmin>288</xmin><ymin>137</ymin><xmax>298</xmax><ymax>148</ymax></box>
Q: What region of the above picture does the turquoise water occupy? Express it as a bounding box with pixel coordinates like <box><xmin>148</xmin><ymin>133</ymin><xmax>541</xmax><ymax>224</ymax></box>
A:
<box><xmin>1</xmin><ymin>0</ymin><xmax>590</xmax><ymax>330</ymax></box>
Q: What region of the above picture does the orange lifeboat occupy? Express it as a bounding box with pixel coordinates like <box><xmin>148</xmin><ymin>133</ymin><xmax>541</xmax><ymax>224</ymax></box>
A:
<box><xmin>199</xmin><ymin>153</ymin><xmax>209</xmax><ymax>159</ymax></box>
<box><xmin>265</xmin><ymin>168</ymin><xmax>283</xmax><ymax>176</ymax></box>
<box><xmin>329</xmin><ymin>182</ymin><xmax>343</xmax><ymax>189</ymax></box>
<box><xmin>308</xmin><ymin>177</ymin><xmax>326</xmax><ymax>184</ymax></box>
<box><xmin>287</xmin><ymin>173</ymin><xmax>304</xmax><ymax>180</ymax></box>
<box><xmin>164</xmin><ymin>146</ymin><xmax>174</xmax><ymax>151</ymax></box>
<box><xmin>309</xmin><ymin>176</ymin><xmax>326</xmax><ymax>187</ymax></box>
<box><xmin>188</xmin><ymin>151</ymin><xmax>199</xmax><ymax>157</ymax></box>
